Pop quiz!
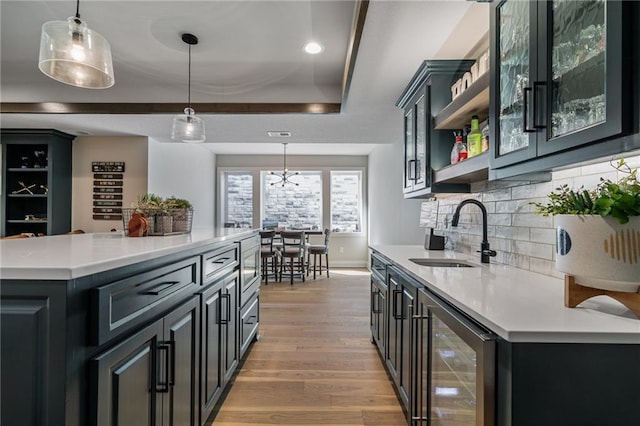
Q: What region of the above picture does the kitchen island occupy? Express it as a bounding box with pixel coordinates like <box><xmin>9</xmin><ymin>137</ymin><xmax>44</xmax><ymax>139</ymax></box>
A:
<box><xmin>0</xmin><ymin>229</ymin><xmax>260</xmax><ymax>426</ymax></box>
<box><xmin>370</xmin><ymin>245</ymin><xmax>640</xmax><ymax>426</ymax></box>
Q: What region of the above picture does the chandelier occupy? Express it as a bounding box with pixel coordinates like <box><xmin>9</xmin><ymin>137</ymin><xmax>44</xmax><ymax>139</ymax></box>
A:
<box><xmin>269</xmin><ymin>143</ymin><xmax>299</xmax><ymax>187</ymax></box>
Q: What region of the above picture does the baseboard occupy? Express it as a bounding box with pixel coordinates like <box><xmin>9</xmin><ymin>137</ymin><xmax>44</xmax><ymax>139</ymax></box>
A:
<box><xmin>329</xmin><ymin>260</ymin><xmax>368</xmax><ymax>268</ymax></box>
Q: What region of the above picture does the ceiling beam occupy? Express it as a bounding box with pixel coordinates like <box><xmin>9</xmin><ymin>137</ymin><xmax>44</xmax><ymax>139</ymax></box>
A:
<box><xmin>341</xmin><ymin>0</ymin><xmax>369</xmax><ymax>110</ymax></box>
<box><xmin>0</xmin><ymin>102</ymin><xmax>341</xmax><ymax>115</ymax></box>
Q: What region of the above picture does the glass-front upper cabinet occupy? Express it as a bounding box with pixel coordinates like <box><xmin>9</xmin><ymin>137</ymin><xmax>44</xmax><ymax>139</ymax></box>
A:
<box><xmin>491</xmin><ymin>0</ymin><xmax>625</xmax><ymax>169</ymax></box>
<box><xmin>403</xmin><ymin>86</ymin><xmax>429</xmax><ymax>195</ymax></box>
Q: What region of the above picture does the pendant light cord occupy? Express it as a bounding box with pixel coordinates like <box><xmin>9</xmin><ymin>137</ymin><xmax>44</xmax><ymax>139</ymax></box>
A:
<box><xmin>187</xmin><ymin>44</ymin><xmax>192</xmax><ymax>109</ymax></box>
<box><xmin>75</xmin><ymin>0</ymin><xmax>81</xmax><ymax>19</ymax></box>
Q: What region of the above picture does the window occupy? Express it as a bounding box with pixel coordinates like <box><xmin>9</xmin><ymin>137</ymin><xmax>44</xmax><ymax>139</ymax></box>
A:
<box><xmin>222</xmin><ymin>172</ymin><xmax>253</xmax><ymax>228</ymax></box>
<box><xmin>331</xmin><ymin>170</ymin><xmax>362</xmax><ymax>233</ymax></box>
<box><xmin>261</xmin><ymin>171</ymin><xmax>322</xmax><ymax>229</ymax></box>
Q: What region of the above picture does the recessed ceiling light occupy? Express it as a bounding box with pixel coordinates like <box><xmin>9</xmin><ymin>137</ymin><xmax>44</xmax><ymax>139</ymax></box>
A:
<box><xmin>267</xmin><ymin>131</ymin><xmax>292</xmax><ymax>137</ymax></box>
<box><xmin>303</xmin><ymin>42</ymin><xmax>323</xmax><ymax>55</ymax></box>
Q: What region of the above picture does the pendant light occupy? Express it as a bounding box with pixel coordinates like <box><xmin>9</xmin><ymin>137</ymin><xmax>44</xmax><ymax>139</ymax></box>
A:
<box><xmin>269</xmin><ymin>143</ymin><xmax>300</xmax><ymax>187</ymax></box>
<box><xmin>38</xmin><ymin>0</ymin><xmax>114</xmax><ymax>89</ymax></box>
<box><xmin>171</xmin><ymin>33</ymin><xmax>206</xmax><ymax>143</ymax></box>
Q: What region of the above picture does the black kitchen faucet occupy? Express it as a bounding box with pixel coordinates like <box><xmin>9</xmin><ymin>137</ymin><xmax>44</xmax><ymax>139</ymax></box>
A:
<box><xmin>451</xmin><ymin>199</ymin><xmax>497</xmax><ymax>264</ymax></box>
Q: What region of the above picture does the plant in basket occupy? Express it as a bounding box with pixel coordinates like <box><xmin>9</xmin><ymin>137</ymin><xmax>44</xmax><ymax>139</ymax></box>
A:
<box><xmin>165</xmin><ymin>196</ymin><xmax>194</xmax><ymax>233</ymax></box>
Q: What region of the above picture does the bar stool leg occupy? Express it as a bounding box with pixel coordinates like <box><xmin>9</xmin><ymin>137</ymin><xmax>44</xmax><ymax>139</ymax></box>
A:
<box><xmin>325</xmin><ymin>253</ymin><xmax>329</xmax><ymax>278</ymax></box>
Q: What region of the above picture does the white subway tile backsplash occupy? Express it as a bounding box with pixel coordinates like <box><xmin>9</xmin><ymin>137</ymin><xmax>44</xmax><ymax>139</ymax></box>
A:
<box><xmin>426</xmin><ymin>154</ymin><xmax>640</xmax><ymax>280</ymax></box>
<box><xmin>512</xmin><ymin>213</ymin><xmax>553</xmax><ymax>228</ymax></box>
<box><xmin>529</xmin><ymin>228</ymin><xmax>556</xmax><ymax>245</ymax></box>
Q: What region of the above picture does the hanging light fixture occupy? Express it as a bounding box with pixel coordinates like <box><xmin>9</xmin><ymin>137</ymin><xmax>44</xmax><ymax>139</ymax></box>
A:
<box><xmin>171</xmin><ymin>33</ymin><xmax>205</xmax><ymax>143</ymax></box>
<box><xmin>38</xmin><ymin>0</ymin><xmax>114</xmax><ymax>89</ymax></box>
<box><xmin>269</xmin><ymin>143</ymin><xmax>300</xmax><ymax>187</ymax></box>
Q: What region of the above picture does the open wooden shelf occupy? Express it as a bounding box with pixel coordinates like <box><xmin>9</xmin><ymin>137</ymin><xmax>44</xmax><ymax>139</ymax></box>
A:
<box><xmin>434</xmin><ymin>72</ymin><xmax>490</xmax><ymax>130</ymax></box>
<box><xmin>433</xmin><ymin>152</ymin><xmax>489</xmax><ymax>184</ymax></box>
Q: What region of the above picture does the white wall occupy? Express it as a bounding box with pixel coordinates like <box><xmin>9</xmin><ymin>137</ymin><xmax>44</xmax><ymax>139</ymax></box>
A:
<box><xmin>72</xmin><ymin>136</ymin><xmax>148</xmax><ymax>232</ymax></box>
<box><xmin>368</xmin><ymin>141</ymin><xmax>423</xmax><ymax>245</ymax></box>
<box><xmin>148</xmin><ymin>141</ymin><xmax>216</xmax><ymax>230</ymax></box>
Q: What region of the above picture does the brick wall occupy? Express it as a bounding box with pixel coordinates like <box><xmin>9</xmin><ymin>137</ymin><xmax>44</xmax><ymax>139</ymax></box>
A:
<box><xmin>226</xmin><ymin>174</ymin><xmax>253</xmax><ymax>226</ymax></box>
<box><xmin>430</xmin><ymin>154</ymin><xmax>640</xmax><ymax>278</ymax></box>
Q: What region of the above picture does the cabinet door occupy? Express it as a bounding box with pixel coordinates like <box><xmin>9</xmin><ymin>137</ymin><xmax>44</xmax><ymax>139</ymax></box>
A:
<box><xmin>370</xmin><ymin>277</ymin><xmax>387</xmax><ymax>356</ymax></box>
<box><xmin>412</xmin><ymin>290</ymin><xmax>431</xmax><ymax>426</ymax></box>
<box><xmin>222</xmin><ymin>273</ymin><xmax>240</xmax><ymax>383</ymax></box>
<box><xmin>93</xmin><ymin>319</ymin><xmax>164</xmax><ymax>426</ymax></box>
<box><xmin>200</xmin><ymin>282</ymin><xmax>224</xmax><ymax>420</ymax></box>
<box><xmin>491</xmin><ymin>0</ymin><xmax>538</xmax><ymax>168</ymax></box>
<box><xmin>403</xmin><ymin>104</ymin><xmax>416</xmax><ymax>193</ymax></box>
<box><xmin>398</xmin><ymin>284</ymin><xmax>415</xmax><ymax>411</ymax></box>
<box><xmin>537</xmin><ymin>0</ymin><xmax>623</xmax><ymax>155</ymax></box>
<box><xmin>386</xmin><ymin>270</ymin><xmax>401</xmax><ymax>384</ymax></box>
<box><xmin>162</xmin><ymin>297</ymin><xmax>199</xmax><ymax>426</ymax></box>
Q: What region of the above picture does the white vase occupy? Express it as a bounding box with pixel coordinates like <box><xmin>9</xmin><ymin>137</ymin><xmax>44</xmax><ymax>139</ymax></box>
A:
<box><xmin>555</xmin><ymin>215</ymin><xmax>640</xmax><ymax>292</ymax></box>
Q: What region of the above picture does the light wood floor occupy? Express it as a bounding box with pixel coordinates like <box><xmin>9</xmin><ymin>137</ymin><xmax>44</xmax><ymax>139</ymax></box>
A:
<box><xmin>211</xmin><ymin>268</ymin><xmax>406</xmax><ymax>425</ymax></box>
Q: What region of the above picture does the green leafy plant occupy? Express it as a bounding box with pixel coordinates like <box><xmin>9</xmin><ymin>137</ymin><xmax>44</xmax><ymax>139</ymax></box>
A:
<box><xmin>533</xmin><ymin>158</ymin><xmax>640</xmax><ymax>224</ymax></box>
<box><xmin>164</xmin><ymin>196</ymin><xmax>193</xmax><ymax>210</ymax></box>
<box><xmin>134</xmin><ymin>193</ymin><xmax>163</xmax><ymax>210</ymax></box>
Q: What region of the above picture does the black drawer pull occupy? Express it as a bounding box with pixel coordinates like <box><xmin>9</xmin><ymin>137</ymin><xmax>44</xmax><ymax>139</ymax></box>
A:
<box><xmin>211</xmin><ymin>257</ymin><xmax>230</xmax><ymax>264</ymax></box>
<box><xmin>244</xmin><ymin>315</ymin><xmax>257</xmax><ymax>325</ymax></box>
<box><xmin>140</xmin><ymin>281</ymin><xmax>180</xmax><ymax>296</ymax></box>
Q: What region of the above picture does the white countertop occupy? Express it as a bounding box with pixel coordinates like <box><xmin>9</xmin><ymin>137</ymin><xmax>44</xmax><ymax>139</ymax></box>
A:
<box><xmin>0</xmin><ymin>228</ymin><xmax>255</xmax><ymax>280</ymax></box>
<box><xmin>371</xmin><ymin>245</ymin><xmax>640</xmax><ymax>344</ymax></box>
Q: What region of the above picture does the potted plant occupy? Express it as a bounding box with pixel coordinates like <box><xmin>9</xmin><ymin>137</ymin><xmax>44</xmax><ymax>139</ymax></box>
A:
<box><xmin>533</xmin><ymin>158</ymin><xmax>640</xmax><ymax>293</ymax></box>
<box><xmin>165</xmin><ymin>196</ymin><xmax>194</xmax><ymax>232</ymax></box>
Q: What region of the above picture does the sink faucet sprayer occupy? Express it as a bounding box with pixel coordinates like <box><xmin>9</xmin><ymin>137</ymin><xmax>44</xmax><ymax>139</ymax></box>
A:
<box><xmin>451</xmin><ymin>199</ymin><xmax>497</xmax><ymax>264</ymax></box>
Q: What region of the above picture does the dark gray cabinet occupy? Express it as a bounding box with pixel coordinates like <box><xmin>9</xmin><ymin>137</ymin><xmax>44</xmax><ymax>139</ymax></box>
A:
<box><xmin>396</xmin><ymin>61</ymin><xmax>477</xmax><ymax>198</ymax></box>
<box><xmin>199</xmin><ymin>272</ymin><xmax>239</xmax><ymax>422</ymax></box>
<box><xmin>0</xmin><ymin>233</ymin><xmax>260</xmax><ymax>426</ymax></box>
<box><xmin>370</xmin><ymin>250</ymin><xmax>640</xmax><ymax>425</ymax></box>
<box><xmin>490</xmin><ymin>0</ymin><xmax>636</xmax><ymax>178</ymax></box>
<box><xmin>386</xmin><ymin>266</ymin><xmax>418</xmax><ymax>414</ymax></box>
<box><xmin>0</xmin><ymin>282</ymin><xmax>67</xmax><ymax>425</ymax></box>
<box><xmin>0</xmin><ymin>129</ymin><xmax>73</xmax><ymax>237</ymax></box>
<box><xmin>92</xmin><ymin>296</ymin><xmax>200</xmax><ymax>426</ymax></box>
<box><xmin>370</xmin><ymin>254</ymin><xmax>387</xmax><ymax>356</ymax></box>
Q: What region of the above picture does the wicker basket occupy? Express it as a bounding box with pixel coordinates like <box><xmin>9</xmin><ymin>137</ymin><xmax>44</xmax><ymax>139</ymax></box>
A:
<box><xmin>122</xmin><ymin>208</ymin><xmax>193</xmax><ymax>236</ymax></box>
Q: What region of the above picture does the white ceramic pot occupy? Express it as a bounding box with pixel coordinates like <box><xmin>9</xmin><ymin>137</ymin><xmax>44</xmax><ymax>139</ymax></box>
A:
<box><xmin>555</xmin><ymin>215</ymin><xmax>640</xmax><ymax>292</ymax></box>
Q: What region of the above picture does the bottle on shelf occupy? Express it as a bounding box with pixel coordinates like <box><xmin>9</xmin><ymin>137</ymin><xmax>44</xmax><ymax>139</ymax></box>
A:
<box><xmin>467</xmin><ymin>115</ymin><xmax>482</xmax><ymax>158</ymax></box>
<box><xmin>450</xmin><ymin>130</ymin><xmax>467</xmax><ymax>165</ymax></box>
<box><xmin>481</xmin><ymin>122</ymin><xmax>490</xmax><ymax>153</ymax></box>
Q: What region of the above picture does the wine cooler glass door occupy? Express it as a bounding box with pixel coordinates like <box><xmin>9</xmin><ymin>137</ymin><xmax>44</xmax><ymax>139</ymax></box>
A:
<box><xmin>428</xmin><ymin>300</ymin><xmax>496</xmax><ymax>426</ymax></box>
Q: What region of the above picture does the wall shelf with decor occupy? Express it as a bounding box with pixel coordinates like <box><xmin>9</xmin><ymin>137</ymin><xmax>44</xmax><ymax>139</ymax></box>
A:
<box><xmin>434</xmin><ymin>71</ymin><xmax>490</xmax><ymax>131</ymax></box>
<box><xmin>1</xmin><ymin>129</ymin><xmax>74</xmax><ymax>237</ymax></box>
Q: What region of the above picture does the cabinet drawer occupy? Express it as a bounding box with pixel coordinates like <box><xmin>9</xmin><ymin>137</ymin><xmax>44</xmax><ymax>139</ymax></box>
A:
<box><xmin>202</xmin><ymin>245</ymin><xmax>238</xmax><ymax>285</ymax></box>
<box><xmin>92</xmin><ymin>257</ymin><xmax>200</xmax><ymax>346</ymax></box>
<box><xmin>240</xmin><ymin>292</ymin><xmax>259</xmax><ymax>357</ymax></box>
<box><xmin>371</xmin><ymin>253</ymin><xmax>387</xmax><ymax>282</ymax></box>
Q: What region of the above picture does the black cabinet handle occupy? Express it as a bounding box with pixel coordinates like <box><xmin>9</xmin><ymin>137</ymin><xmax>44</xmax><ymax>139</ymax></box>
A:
<box><xmin>245</xmin><ymin>315</ymin><xmax>257</xmax><ymax>325</ymax></box>
<box><xmin>392</xmin><ymin>289</ymin><xmax>401</xmax><ymax>319</ymax></box>
<box><xmin>141</xmin><ymin>281</ymin><xmax>180</xmax><ymax>296</ymax></box>
<box><xmin>522</xmin><ymin>87</ymin><xmax>535</xmax><ymax>133</ymax></box>
<box><xmin>219</xmin><ymin>293</ymin><xmax>230</xmax><ymax>324</ymax></box>
<box><xmin>211</xmin><ymin>257</ymin><xmax>230</xmax><ymax>264</ymax></box>
<box><xmin>156</xmin><ymin>342</ymin><xmax>171</xmax><ymax>393</ymax></box>
<box><xmin>533</xmin><ymin>81</ymin><xmax>547</xmax><ymax>129</ymax></box>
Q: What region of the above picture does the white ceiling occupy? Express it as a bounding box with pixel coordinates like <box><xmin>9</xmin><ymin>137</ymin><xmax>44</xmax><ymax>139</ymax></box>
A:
<box><xmin>0</xmin><ymin>0</ymin><xmax>489</xmax><ymax>155</ymax></box>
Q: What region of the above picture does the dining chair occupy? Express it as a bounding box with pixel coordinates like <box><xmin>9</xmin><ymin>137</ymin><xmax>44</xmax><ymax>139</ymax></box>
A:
<box><xmin>307</xmin><ymin>228</ymin><xmax>330</xmax><ymax>279</ymax></box>
<box><xmin>259</xmin><ymin>230</ymin><xmax>279</xmax><ymax>285</ymax></box>
<box><xmin>279</xmin><ymin>230</ymin><xmax>306</xmax><ymax>285</ymax></box>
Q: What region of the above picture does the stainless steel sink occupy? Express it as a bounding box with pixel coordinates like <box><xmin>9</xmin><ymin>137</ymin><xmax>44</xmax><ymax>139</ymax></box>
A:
<box><xmin>409</xmin><ymin>258</ymin><xmax>475</xmax><ymax>268</ymax></box>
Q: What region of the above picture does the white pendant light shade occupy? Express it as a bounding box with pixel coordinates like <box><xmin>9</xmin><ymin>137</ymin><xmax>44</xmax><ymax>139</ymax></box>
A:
<box><xmin>38</xmin><ymin>17</ymin><xmax>114</xmax><ymax>89</ymax></box>
<box><xmin>172</xmin><ymin>107</ymin><xmax>206</xmax><ymax>143</ymax></box>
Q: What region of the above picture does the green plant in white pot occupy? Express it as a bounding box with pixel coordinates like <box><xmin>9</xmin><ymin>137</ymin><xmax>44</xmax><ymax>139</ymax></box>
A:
<box><xmin>534</xmin><ymin>158</ymin><xmax>640</xmax><ymax>293</ymax></box>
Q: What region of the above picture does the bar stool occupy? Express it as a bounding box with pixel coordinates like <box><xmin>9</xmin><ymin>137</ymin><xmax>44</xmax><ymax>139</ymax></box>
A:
<box><xmin>259</xmin><ymin>230</ymin><xmax>278</xmax><ymax>285</ymax></box>
<box><xmin>307</xmin><ymin>228</ymin><xmax>330</xmax><ymax>279</ymax></box>
<box><xmin>279</xmin><ymin>230</ymin><xmax>306</xmax><ymax>285</ymax></box>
